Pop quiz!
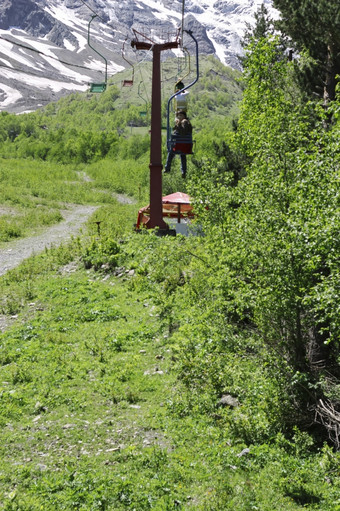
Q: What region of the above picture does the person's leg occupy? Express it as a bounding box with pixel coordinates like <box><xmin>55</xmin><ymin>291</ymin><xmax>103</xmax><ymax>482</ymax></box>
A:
<box><xmin>164</xmin><ymin>151</ymin><xmax>175</xmax><ymax>172</ymax></box>
<box><xmin>180</xmin><ymin>154</ymin><xmax>187</xmax><ymax>177</ymax></box>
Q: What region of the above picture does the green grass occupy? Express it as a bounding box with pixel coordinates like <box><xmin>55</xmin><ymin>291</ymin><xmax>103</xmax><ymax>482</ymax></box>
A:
<box><xmin>85</xmin><ymin>156</ymin><xmax>149</xmax><ymax>202</ymax></box>
<box><xmin>0</xmin><ymin>234</ymin><xmax>339</xmax><ymax>510</ymax></box>
<box><xmin>0</xmin><ymin>152</ymin><xmax>192</xmax><ymax>246</ymax></box>
<box><xmin>0</xmin><ymin>249</ymin><xmax>225</xmax><ymax>510</ymax></box>
<box><xmin>0</xmin><ymin>157</ymin><xmax>150</xmax><ymax>245</ymax></box>
<box><xmin>0</xmin><ymin>159</ymin><xmax>104</xmax><ymax>243</ymax></box>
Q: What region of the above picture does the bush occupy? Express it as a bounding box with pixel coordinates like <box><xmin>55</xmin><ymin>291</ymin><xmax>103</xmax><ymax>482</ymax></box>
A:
<box><xmin>82</xmin><ymin>237</ymin><xmax>120</xmax><ymax>271</ymax></box>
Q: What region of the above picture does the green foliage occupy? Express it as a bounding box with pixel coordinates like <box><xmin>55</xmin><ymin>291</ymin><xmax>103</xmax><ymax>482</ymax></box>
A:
<box><xmin>273</xmin><ymin>0</ymin><xmax>340</xmax><ymax>101</ymax></box>
<box><xmin>1</xmin><ymin>234</ymin><xmax>340</xmax><ymax>510</ymax></box>
<box><xmin>243</xmin><ymin>3</ymin><xmax>275</xmax><ymax>46</ymax></box>
<box><xmin>235</xmin><ymin>36</ymin><xmax>340</xmax><ymax>354</ymax></box>
<box><xmin>0</xmin><ymin>56</ymin><xmax>242</xmax><ymax>166</ymax></box>
<box><xmin>0</xmin><ymin>159</ymin><xmax>96</xmax><ymax>243</ymax></box>
<box><xmin>273</xmin><ymin>0</ymin><xmax>340</xmax><ymax>61</ymax></box>
<box><xmin>0</xmin><ymin>90</ymin><xmax>149</xmax><ymax>163</ymax></box>
<box><xmin>0</xmin><ymin>153</ymin><xmax>147</xmax><ymax>245</ymax></box>
<box><xmin>82</xmin><ymin>237</ymin><xmax>120</xmax><ymax>271</ymax></box>
<box><xmin>85</xmin><ymin>156</ymin><xmax>149</xmax><ymax>200</ymax></box>
<box><xmin>182</xmin><ymin>35</ymin><xmax>340</xmax><ymax>440</ymax></box>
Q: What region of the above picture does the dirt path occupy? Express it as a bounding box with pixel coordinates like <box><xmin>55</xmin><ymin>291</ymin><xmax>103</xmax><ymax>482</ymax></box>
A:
<box><xmin>0</xmin><ymin>205</ymin><xmax>98</xmax><ymax>277</ymax></box>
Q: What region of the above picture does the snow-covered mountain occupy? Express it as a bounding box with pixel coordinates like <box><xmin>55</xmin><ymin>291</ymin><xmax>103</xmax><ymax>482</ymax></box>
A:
<box><xmin>0</xmin><ymin>0</ymin><xmax>276</xmax><ymax>113</ymax></box>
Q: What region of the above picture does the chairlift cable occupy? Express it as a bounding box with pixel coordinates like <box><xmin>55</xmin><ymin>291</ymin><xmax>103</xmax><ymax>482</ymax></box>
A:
<box><xmin>0</xmin><ymin>3</ymin><xmax>172</xmax><ymax>94</ymax></box>
<box><xmin>79</xmin><ymin>0</ymin><xmax>130</xmax><ymax>40</ymax></box>
<box><xmin>0</xmin><ymin>61</ymin><xmax>55</xmax><ymax>79</ymax></box>
<box><xmin>79</xmin><ymin>0</ymin><xmax>107</xmax><ymax>24</ymax></box>
<box><xmin>124</xmin><ymin>40</ymin><xmax>154</xmax><ymax>90</ymax></box>
<box><xmin>0</xmin><ymin>35</ymin><xmax>96</xmax><ymax>71</ymax></box>
<box><xmin>121</xmin><ymin>38</ymin><xmax>135</xmax><ymax>86</ymax></box>
<box><xmin>181</xmin><ymin>0</ymin><xmax>185</xmax><ymax>47</ymax></box>
<box><xmin>137</xmin><ymin>66</ymin><xmax>150</xmax><ymax>104</ymax></box>
<box><xmin>134</xmin><ymin>46</ymin><xmax>154</xmax><ymax>102</ymax></box>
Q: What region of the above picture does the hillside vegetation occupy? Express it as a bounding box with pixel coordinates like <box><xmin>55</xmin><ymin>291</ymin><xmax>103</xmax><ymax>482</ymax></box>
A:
<box><xmin>0</xmin><ymin>56</ymin><xmax>241</xmax><ymax>165</ymax></box>
<box><xmin>0</xmin><ymin>42</ymin><xmax>340</xmax><ymax>511</ymax></box>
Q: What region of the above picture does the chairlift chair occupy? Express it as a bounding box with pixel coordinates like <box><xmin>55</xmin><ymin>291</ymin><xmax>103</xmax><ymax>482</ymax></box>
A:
<box><xmin>166</xmin><ymin>30</ymin><xmax>199</xmax><ymax>157</ymax></box>
<box><xmin>89</xmin><ymin>83</ymin><xmax>107</xmax><ymax>93</ymax></box>
<box><xmin>168</xmin><ymin>134</ymin><xmax>193</xmax><ymax>155</ymax></box>
<box><xmin>87</xmin><ymin>15</ymin><xmax>108</xmax><ymax>93</ymax></box>
<box><xmin>138</xmin><ymin>81</ymin><xmax>148</xmax><ymax>117</ymax></box>
<box><xmin>122</xmin><ymin>78</ymin><xmax>134</xmax><ymax>86</ymax></box>
<box><xmin>122</xmin><ymin>40</ymin><xmax>135</xmax><ymax>87</ymax></box>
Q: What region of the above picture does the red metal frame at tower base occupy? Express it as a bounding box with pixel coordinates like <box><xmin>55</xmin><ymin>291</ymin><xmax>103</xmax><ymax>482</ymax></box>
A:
<box><xmin>131</xmin><ymin>36</ymin><xmax>179</xmax><ymax>229</ymax></box>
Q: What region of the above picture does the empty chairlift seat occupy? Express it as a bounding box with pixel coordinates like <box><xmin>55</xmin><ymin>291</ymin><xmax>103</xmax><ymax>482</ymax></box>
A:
<box><xmin>89</xmin><ymin>83</ymin><xmax>107</xmax><ymax>93</ymax></box>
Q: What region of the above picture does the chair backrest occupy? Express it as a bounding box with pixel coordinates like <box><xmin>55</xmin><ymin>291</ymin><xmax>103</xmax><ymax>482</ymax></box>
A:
<box><xmin>170</xmin><ymin>134</ymin><xmax>193</xmax><ymax>154</ymax></box>
<box><xmin>90</xmin><ymin>83</ymin><xmax>107</xmax><ymax>93</ymax></box>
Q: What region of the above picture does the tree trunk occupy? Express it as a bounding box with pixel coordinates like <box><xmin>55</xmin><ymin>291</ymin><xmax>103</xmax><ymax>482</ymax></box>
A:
<box><xmin>323</xmin><ymin>43</ymin><xmax>336</xmax><ymax>105</ymax></box>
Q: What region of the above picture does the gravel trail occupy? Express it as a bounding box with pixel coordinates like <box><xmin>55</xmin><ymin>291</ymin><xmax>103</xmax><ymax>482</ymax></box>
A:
<box><xmin>0</xmin><ymin>205</ymin><xmax>98</xmax><ymax>277</ymax></box>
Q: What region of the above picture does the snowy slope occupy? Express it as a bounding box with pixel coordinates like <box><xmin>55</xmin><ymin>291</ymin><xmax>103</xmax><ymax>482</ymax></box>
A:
<box><xmin>0</xmin><ymin>0</ymin><xmax>277</xmax><ymax>113</ymax></box>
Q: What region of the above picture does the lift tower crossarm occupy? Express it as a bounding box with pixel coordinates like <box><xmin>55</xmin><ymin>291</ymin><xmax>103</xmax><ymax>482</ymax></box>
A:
<box><xmin>131</xmin><ymin>41</ymin><xmax>179</xmax><ymax>52</ymax></box>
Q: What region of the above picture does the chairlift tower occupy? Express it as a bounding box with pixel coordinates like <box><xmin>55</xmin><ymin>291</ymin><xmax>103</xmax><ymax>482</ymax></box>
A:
<box><xmin>131</xmin><ymin>29</ymin><xmax>180</xmax><ymax>230</ymax></box>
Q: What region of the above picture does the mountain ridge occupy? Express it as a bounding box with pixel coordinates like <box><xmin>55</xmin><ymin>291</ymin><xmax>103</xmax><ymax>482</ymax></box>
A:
<box><xmin>0</xmin><ymin>0</ymin><xmax>276</xmax><ymax>113</ymax></box>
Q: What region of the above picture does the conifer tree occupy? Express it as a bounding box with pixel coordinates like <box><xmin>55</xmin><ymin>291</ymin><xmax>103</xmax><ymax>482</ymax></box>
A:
<box><xmin>242</xmin><ymin>4</ymin><xmax>275</xmax><ymax>46</ymax></box>
<box><xmin>273</xmin><ymin>0</ymin><xmax>340</xmax><ymax>103</ymax></box>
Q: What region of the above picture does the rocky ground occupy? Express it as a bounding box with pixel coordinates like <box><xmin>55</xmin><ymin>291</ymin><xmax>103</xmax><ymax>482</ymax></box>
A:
<box><xmin>0</xmin><ymin>204</ymin><xmax>98</xmax><ymax>277</ymax></box>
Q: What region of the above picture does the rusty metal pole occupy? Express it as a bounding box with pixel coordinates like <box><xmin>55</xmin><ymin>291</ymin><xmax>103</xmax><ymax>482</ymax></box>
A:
<box><xmin>131</xmin><ymin>37</ymin><xmax>179</xmax><ymax>230</ymax></box>
<box><xmin>147</xmin><ymin>44</ymin><xmax>168</xmax><ymax>229</ymax></box>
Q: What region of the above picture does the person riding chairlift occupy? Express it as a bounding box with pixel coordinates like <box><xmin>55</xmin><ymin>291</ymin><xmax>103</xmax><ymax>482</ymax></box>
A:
<box><xmin>174</xmin><ymin>81</ymin><xmax>189</xmax><ymax>112</ymax></box>
<box><xmin>164</xmin><ymin>110</ymin><xmax>192</xmax><ymax>178</ymax></box>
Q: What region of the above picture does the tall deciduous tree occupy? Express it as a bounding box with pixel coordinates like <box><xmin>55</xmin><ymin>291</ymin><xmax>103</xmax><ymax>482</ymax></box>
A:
<box><xmin>273</xmin><ymin>0</ymin><xmax>340</xmax><ymax>103</ymax></box>
<box><xmin>235</xmin><ymin>36</ymin><xmax>340</xmax><ymax>442</ymax></box>
<box><xmin>189</xmin><ymin>35</ymin><xmax>340</xmax><ymax>443</ymax></box>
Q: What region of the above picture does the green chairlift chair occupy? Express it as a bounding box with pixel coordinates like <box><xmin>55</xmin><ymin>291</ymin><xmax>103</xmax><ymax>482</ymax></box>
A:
<box><xmin>88</xmin><ymin>15</ymin><xmax>108</xmax><ymax>93</ymax></box>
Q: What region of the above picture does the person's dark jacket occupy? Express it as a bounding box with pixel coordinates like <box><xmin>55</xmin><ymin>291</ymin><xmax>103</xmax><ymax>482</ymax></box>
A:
<box><xmin>174</xmin><ymin>118</ymin><xmax>192</xmax><ymax>137</ymax></box>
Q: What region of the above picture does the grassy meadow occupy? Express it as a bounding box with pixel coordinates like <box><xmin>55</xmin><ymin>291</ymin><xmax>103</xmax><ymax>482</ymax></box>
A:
<box><xmin>0</xmin><ymin>156</ymin><xmax>148</xmax><ymax>245</ymax></box>
<box><xmin>0</xmin><ymin>217</ymin><xmax>339</xmax><ymax>510</ymax></box>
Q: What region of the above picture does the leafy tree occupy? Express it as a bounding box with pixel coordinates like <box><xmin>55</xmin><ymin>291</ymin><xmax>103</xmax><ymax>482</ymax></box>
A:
<box><xmin>235</xmin><ymin>36</ymin><xmax>340</xmax><ymax>440</ymax></box>
<box><xmin>187</xmin><ymin>35</ymin><xmax>340</xmax><ymax>444</ymax></box>
<box><xmin>273</xmin><ymin>0</ymin><xmax>340</xmax><ymax>103</ymax></box>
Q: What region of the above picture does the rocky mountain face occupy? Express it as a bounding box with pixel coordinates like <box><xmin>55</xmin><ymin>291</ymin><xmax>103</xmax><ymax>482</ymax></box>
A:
<box><xmin>0</xmin><ymin>0</ymin><xmax>276</xmax><ymax>113</ymax></box>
